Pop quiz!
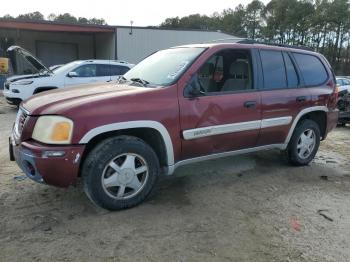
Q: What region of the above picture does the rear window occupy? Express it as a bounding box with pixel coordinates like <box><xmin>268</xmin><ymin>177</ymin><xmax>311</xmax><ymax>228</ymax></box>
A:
<box><xmin>260</xmin><ymin>50</ymin><xmax>287</xmax><ymax>89</ymax></box>
<box><xmin>293</xmin><ymin>53</ymin><xmax>328</xmax><ymax>86</ymax></box>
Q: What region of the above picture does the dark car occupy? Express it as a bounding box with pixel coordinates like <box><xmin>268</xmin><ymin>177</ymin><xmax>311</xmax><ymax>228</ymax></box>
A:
<box><xmin>9</xmin><ymin>42</ymin><xmax>339</xmax><ymax>210</ymax></box>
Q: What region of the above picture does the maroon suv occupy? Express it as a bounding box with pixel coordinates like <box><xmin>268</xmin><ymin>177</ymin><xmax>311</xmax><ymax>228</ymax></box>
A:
<box><xmin>9</xmin><ymin>42</ymin><xmax>339</xmax><ymax>210</ymax></box>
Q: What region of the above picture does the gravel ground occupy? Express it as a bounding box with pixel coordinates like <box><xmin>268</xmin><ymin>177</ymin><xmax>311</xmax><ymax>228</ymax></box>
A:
<box><xmin>0</xmin><ymin>95</ymin><xmax>350</xmax><ymax>262</ymax></box>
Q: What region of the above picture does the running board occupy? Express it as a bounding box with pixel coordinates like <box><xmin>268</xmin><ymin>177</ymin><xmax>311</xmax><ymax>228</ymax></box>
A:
<box><xmin>166</xmin><ymin>143</ymin><xmax>287</xmax><ymax>175</ymax></box>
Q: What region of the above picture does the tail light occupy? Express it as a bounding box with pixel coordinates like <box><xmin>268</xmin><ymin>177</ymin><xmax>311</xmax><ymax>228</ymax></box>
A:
<box><xmin>326</xmin><ymin>79</ymin><xmax>338</xmax><ymax>109</ymax></box>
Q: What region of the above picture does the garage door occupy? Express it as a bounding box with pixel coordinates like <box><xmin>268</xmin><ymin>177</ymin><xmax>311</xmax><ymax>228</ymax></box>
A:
<box><xmin>36</xmin><ymin>41</ymin><xmax>78</xmax><ymax>66</ymax></box>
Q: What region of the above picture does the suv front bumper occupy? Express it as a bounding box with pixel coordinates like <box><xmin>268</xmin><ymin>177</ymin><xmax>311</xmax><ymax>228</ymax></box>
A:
<box><xmin>3</xmin><ymin>89</ymin><xmax>22</xmax><ymax>106</ymax></box>
<box><xmin>10</xmin><ymin>135</ymin><xmax>85</xmax><ymax>187</ymax></box>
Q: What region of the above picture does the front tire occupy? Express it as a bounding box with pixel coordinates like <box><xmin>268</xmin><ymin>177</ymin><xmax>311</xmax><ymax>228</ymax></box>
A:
<box><xmin>82</xmin><ymin>136</ymin><xmax>160</xmax><ymax>210</ymax></box>
<box><xmin>287</xmin><ymin>119</ymin><xmax>320</xmax><ymax>166</ymax></box>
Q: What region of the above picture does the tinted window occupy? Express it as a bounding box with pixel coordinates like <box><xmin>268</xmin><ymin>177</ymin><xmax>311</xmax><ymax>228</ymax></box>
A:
<box><xmin>96</xmin><ymin>64</ymin><xmax>110</xmax><ymax>77</ymax></box>
<box><xmin>260</xmin><ymin>50</ymin><xmax>287</xmax><ymax>89</ymax></box>
<box><xmin>283</xmin><ymin>53</ymin><xmax>299</xmax><ymax>88</ymax></box>
<box><xmin>293</xmin><ymin>53</ymin><xmax>328</xmax><ymax>86</ymax></box>
<box><xmin>111</xmin><ymin>65</ymin><xmax>129</xmax><ymax>75</ymax></box>
<box><xmin>74</xmin><ymin>64</ymin><xmax>96</xmax><ymax>77</ymax></box>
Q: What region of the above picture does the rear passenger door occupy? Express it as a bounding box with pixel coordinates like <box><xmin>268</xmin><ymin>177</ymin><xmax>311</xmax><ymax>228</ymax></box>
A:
<box><xmin>256</xmin><ymin>49</ymin><xmax>311</xmax><ymax>146</ymax></box>
<box><xmin>96</xmin><ymin>64</ymin><xmax>114</xmax><ymax>82</ymax></box>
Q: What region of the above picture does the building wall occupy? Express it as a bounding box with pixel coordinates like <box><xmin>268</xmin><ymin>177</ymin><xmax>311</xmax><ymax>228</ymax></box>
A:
<box><xmin>95</xmin><ymin>32</ymin><xmax>115</xmax><ymax>60</ymax></box>
<box><xmin>116</xmin><ymin>28</ymin><xmax>234</xmax><ymax>63</ymax></box>
<box><xmin>0</xmin><ymin>29</ymin><xmax>94</xmax><ymax>61</ymax></box>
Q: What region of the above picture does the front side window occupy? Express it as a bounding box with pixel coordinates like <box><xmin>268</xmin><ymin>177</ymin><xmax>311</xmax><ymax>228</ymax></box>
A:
<box><xmin>293</xmin><ymin>53</ymin><xmax>328</xmax><ymax>86</ymax></box>
<box><xmin>123</xmin><ymin>47</ymin><xmax>205</xmax><ymax>86</ymax></box>
<box><xmin>260</xmin><ymin>50</ymin><xmax>287</xmax><ymax>89</ymax></box>
<box><xmin>197</xmin><ymin>49</ymin><xmax>253</xmax><ymax>93</ymax></box>
<box><xmin>337</xmin><ymin>79</ymin><xmax>344</xmax><ymax>86</ymax></box>
<box><xmin>74</xmin><ymin>64</ymin><xmax>97</xmax><ymax>77</ymax></box>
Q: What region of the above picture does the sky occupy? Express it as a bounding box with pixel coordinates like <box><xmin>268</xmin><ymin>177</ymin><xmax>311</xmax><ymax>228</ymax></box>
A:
<box><xmin>1</xmin><ymin>0</ymin><xmax>269</xmax><ymax>26</ymax></box>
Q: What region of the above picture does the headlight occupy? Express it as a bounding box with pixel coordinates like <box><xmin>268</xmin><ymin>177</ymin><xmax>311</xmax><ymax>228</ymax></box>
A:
<box><xmin>13</xmin><ymin>80</ymin><xmax>33</xmax><ymax>85</ymax></box>
<box><xmin>32</xmin><ymin>116</ymin><xmax>74</xmax><ymax>144</ymax></box>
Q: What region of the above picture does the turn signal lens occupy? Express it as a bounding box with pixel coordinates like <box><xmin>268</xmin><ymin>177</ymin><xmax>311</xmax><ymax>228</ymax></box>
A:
<box><xmin>51</xmin><ymin>122</ymin><xmax>72</xmax><ymax>141</ymax></box>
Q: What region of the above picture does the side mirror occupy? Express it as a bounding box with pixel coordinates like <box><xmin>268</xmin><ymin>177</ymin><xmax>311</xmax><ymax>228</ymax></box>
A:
<box><xmin>185</xmin><ymin>75</ymin><xmax>205</xmax><ymax>98</ymax></box>
<box><xmin>67</xmin><ymin>71</ymin><xmax>78</xmax><ymax>77</ymax></box>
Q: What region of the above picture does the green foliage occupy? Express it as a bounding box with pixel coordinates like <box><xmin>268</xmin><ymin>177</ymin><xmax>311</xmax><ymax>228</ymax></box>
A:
<box><xmin>160</xmin><ymin>0</ymin><xmax>350</xmax><ymax>74</ymax></box>
<box><xmin>0</xmin><ymin>11</ymin><xmax>106</xmax><ymax>25</ymax></box>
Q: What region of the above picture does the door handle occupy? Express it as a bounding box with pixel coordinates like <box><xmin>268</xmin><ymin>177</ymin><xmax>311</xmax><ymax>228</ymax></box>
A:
<box><xmin>244</xmin><ymin>101</ymin><xmax>257</xmax><ymax>108</ymax></box>
<box><xmin>296</xmin><ymin>96</ymin><xmax>307</xmax><ymax>102</ymax></box>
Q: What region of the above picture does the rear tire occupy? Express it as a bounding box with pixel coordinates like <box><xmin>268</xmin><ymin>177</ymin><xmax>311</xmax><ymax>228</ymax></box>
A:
<box><xmin>82</xmin><ymin>136</ymin><xmax>160</xmax><ymax>210</ymax></box>
<box><xmin>287</xmin><ymin>119</ymin><xmax>320</xmax><ymax>166</ymax></box>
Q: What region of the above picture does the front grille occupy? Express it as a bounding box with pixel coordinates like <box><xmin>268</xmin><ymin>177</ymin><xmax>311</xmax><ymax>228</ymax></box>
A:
<box><xmin>14</xmin><ymin>108</ymin><xmax>28</xmax><ymax>137</ymax></box>
<box><xmin>4</xmin><ymin>82</ymin><xmax>9</xmax><ymax>90</ymax></box>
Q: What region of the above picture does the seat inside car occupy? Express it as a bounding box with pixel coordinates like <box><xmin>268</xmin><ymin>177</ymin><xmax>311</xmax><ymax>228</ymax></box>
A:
<box><xmin>221</xmin><ymin>60</ymin><xmax>251</xmax><ymax>92</ymax></box>
<box><xmin>198</xmin><ymin>63</ymin><xmax>218</xmax><ymax>92</ymax></box>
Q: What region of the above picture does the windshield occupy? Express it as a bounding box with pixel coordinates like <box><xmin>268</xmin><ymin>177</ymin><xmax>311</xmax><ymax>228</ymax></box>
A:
<box><xmin>123</xmin><ymin>47</ymin><xmax>205</xmax><ymax>86</ymax></box>
<box><xmin>52</xmin><ymin>61</ymin><xmax>81</xmax><ymax>75</ymax></box>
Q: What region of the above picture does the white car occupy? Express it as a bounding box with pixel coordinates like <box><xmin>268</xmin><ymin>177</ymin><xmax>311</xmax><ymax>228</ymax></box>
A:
<box><xmin>3</xmin><ymin>46</ymin><xmax>134</xmax><ymax>106</ymax></box>
<box><xmin>336</xmin><ymin>77</ymin><xmax>350</xmax><ymax>93</ymax></box>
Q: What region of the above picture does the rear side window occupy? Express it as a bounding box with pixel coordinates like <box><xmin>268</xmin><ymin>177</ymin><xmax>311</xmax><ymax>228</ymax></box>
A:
<box><xmin>96</xmin><ymin>64</ymin><xmax>110</xmax><ymax>77</ymax></box>
<box><xmin>260</xmin><ymin>50</ymin><xmax>287</xmax><ymax>89</ymax></box>
<box><xmin>293</xmin><ymin>53</ymin><xmax>328</xmax><ymax>86</ymax></box>
<box><xmin>283</xmin><ymin>53</ymin><xmax>299</xmax><ymax>88</ymax></box>
<box><xmin>111</xmin><ymin>65</ymin><xmax>130</xmax><ymax>75</ymax></box>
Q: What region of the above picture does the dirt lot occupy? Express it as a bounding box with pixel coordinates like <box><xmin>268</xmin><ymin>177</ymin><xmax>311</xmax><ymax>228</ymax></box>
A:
<box><xmin>0</xmin><ymin>95</ymin><xmax>350</xmax><ymax>262</ymax></box>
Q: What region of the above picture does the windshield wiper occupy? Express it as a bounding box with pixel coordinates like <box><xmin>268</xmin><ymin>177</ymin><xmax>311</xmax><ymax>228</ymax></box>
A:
<box><xmin>130</xmin><ymin>78</ymin><xmax>149</xmax><ymax>86</ymax></box>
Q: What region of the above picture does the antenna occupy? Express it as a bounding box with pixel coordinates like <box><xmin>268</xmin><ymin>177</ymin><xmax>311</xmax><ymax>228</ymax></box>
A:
<box><xmin>129</xmin><ymin>20</ymin><xmax>134</xmax><ymax>35</ymax></box>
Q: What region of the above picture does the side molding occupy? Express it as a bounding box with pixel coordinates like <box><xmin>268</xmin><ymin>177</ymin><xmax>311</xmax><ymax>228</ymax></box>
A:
<box><xmin>79</xmin><ymin>121</ymin><xmax>175</xmax><ymax>166</ymax></box>
<box><xmin>284</xmin><ymin>106</ymin><xmax>328</xmax><ymax>144</ymax></box>
<box><xmin>183</xmin><ymin>120</ymin><xmax>261</xmax><ymax>140</ymax></box>
<box><xmin>182</xmin><ymin>116</ymin><xmax>293</xmax><ymax>140</ymax></box>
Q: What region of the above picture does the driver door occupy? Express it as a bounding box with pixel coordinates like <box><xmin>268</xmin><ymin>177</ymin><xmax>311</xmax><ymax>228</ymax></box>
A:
<box><xmin>64</xmin><ymin>64</ymin><xmax>99</xmax><ymax>87</ymax></box>
<box><xmin>178</xmin><ymin>48</ymin><xmax>262</xmax><ymax>160</ymax></box>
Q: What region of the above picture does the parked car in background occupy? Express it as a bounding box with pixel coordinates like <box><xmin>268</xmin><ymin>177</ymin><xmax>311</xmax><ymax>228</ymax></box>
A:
<box><xmin>336</xmin><ymin>77</ymin><xmax>350</xmax><ymax>93</ymax></box>
<box><xmin>3</xmin><ymin>46</ymin><xmax>134</xmax><ymax>105</ymax></box>
<box><xmin>9</xmin><ymin>42</ymin><xmax>339</xmax><ymax>210</ymax></box>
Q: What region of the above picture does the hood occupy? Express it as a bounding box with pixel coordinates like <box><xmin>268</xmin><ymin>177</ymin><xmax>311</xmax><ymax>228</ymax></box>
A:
<box><xmin>6</xmin><ymin>73</ymin><xmax>49</xmax><ymax>83</ymax></box>
<box><xmin>7</xmin><ymin>45</ymin><xmax>52</xmax><ymax>74</ymax></box>
<box><xmin>22</xmin><ymin>82</ymin><xmax>157</xmax><ymax>115</ymax></box>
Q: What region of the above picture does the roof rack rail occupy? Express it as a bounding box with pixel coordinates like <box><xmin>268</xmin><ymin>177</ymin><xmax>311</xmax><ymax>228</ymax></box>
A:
<box><xmin>204</xmin><ymin>37</ymin><xmax>245</xmax><ymax>43</ymax></box>
<box><xmin>237</xmin><ymin>39</ymin><xmax>314</xmax><ymax>52</ymax></box>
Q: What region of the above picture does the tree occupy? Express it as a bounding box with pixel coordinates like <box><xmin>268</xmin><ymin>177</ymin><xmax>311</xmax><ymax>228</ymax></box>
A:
<box><xmin>54</xmin><ymin>13</ymin><xmax>78</xmax><ymax>24</ymax></box>
<box><xmin>159</xmin><ymin>0</ymin><xmax>350</xmax><ymax>75</ymax></box>
<box><xmin>245</xmin><ymin>0</ymin><xmax>265</xmax><ymax>40</ymax></box>
<box><xmin>16</xmin><ymin>11</ymin><xmax>44</xmax><ymax>21</ymax></box>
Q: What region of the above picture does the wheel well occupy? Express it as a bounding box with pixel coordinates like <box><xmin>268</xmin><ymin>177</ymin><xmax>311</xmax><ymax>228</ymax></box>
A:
<box><xmin>33</xmin><ymin>87</ymin><xmax>57</xmax><ymax>94</ymax></box>
<box><xmin>299</xmin><ymin>111</ymin><xmax>327</xmax><ymax>139</ymax></box>
<box><xmin>80</xmin><ymin>128</ymin><xmax>168</xmax><ymax>174</ymax></box>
